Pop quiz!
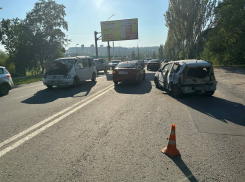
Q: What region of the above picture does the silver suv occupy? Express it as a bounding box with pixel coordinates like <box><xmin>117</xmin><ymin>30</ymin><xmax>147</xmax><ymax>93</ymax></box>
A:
<box><xmin>94</xmin><ymin>59</ymin><xmax>108</xmax><ymax>73</ymax></box>
<box><xmin>0</xmin><ymin>66</ymin><xmax>14</xmax><ymax>95</ymax></box>
<box><xmin>154</xmin><ymin>60</ymin><xmax>217</xmax><ymax>98</ymax></box>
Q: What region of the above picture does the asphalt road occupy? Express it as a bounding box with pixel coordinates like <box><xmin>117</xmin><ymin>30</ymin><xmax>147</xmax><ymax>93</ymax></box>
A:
<box><xmin>0</xmin><ymin>69</ymin><xmax>245</xmax><ymax>182</ymax></box>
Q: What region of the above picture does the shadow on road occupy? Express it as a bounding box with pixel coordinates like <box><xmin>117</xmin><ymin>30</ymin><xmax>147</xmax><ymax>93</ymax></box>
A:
<box><xmin>21</xmin><ymin>81</ymin><xmax>96</xmax><ymax>104</ymax></box>
<box><xmin>177</xmin><ymin>95</ymin><xmax>245</xmax><ymax>126</ymax></box>
<box><xmin>171</xmin><ymin>156</ymin><xmax>198</xmax><ymax>182</ymax></box>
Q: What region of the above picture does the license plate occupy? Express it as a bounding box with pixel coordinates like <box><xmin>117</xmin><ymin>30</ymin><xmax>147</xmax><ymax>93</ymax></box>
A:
<box><xmin>118</xmin><ymin>71</ymin><xmax>128</xmax><ymax>74</ymax></box>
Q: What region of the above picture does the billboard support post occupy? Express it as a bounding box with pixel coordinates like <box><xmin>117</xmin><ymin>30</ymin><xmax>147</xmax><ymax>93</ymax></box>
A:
<box><xmin>94</xmin><ymin>31</ymin><xmax>99</xmax><ymax>58</ymax></box>
<box><xmin>107</xmin><ymin>41</ymin><xmax>111</xmax><ymax>62</ymax></box>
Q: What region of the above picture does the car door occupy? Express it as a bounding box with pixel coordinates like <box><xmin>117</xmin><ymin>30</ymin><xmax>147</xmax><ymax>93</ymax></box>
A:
<box><xmin>75</xmin><ymin>60</ymin><xmax>85</xmax><ymax>81</ymax></box>
<box><xmin>159</xmin><ymin>64</ymin><xmax>170</xmax><ymax>88</ymax></box>
<box><xmin>81</xmin><ymin>59</ymin><xmax>90</xmax><ymax>79</ymax></box>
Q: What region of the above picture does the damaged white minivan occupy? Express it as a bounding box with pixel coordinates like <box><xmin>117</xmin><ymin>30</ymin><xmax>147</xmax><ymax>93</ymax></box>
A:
<box><xmin>43</xmin><ymin>56</ymin><xmax>97</xmax><ymax>89</ymax></box>
<box><xmin>154</xmin><ymin>60</ymin><xmax>217</xmax><ymax>98</ymax></box>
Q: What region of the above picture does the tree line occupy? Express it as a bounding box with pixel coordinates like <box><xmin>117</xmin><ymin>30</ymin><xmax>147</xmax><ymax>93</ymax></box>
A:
<box><xmin>163</xmin><ymin>0</ymin><xmax>245</xmax><ymax>66</ymax></box>
<box><xmin>0</xmin><ymin>0</ymin><xmax>69</xmax><ymax>77</ymax></box>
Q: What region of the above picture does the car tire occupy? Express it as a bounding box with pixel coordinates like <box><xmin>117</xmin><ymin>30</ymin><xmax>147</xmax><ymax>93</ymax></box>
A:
<box><xmin>104</xmin><ymin>68</ymin><xmax>107</xmax><ymax>73</ymax></box>
<box><xmin>172</xmin><ymin>85</ymin><xmax>183</xmax><ymax>98</ymax></box>
<box><xmin>92</xmin><ymin>72</ymin><xmax>96</xmax><ymax>82</ymax></box>
<box><xmin>154</xmin><ymin>77</ymin><xmax>159</xmax><ymax>88</ymax></box>
<box><xmin>47</xmin><ymin>85</ymin><xmax>53</xmax><ymax>89</ymax></box>
<box><xmin>204</xmin><ymin>90</ymin><xmax>215</xmax><ymax>96</ymax></box>
<box><xmin>72</xmin><ymin>77</ymin><xmax>78</xmax><ymax>87</ymax></box>
<box><xmin>0</xmin><ymin>83</ymin><xmax>10</xmax><ymax>95</ymax></box>
<box><xmin>114</xmin><ymin>81</ymin><xmax>118</xmax><ymax>85</ymax></box>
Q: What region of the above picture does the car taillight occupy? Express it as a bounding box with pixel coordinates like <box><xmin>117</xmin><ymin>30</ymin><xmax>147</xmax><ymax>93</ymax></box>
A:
<box><xmin>7</xmin><ymin>75</ymin><xmax>11</xmax><ymax>77</ymax></box>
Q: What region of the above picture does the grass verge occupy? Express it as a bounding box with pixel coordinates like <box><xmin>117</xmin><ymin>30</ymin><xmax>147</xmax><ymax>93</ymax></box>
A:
<box><xmin>13</xmin><ymin>75</ymin><xmax>43</xmax><ymax>85</ymax></box>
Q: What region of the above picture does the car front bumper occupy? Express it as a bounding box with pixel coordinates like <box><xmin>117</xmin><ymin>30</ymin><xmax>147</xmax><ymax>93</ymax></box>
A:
<box><xmin>43</xmin><ymin>78</ymin><xmax>74</xmax><ymax>86</ymax></box>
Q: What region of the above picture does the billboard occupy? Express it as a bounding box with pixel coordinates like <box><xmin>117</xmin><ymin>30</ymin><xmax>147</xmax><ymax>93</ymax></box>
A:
<box><xmin>100</xmin><ymin>18</ymin><xmax>138</xmax><ymax>42</ymax></box>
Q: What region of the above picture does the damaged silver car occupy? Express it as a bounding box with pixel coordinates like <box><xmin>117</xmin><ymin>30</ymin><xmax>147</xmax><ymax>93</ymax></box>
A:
<box><xmin>154</xmin><ymin>60</ymin><xmax>217</xmax><ymax>98</ymax></box>
<box><xmin>43</xmin><ymin>56</ymin><xmax>97</xmax><ymax>89</ymax></box>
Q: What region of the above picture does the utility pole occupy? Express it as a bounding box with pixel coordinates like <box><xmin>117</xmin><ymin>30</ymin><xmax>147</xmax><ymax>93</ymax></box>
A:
<box><xmin>113</xmin><ymin>41</ymin><xmax>114</xmax><ymax>58</ymax></box>
<box><xmin>75</xmin><ymin>44</ymin><xmax>79</xmax><ymax>56</ymax></box>
<box><xmin>94</xmin><ymin>31</ymin><xmax>101</xmax><ymax>58</ymax></box>
<box><xmin>137</xmin><ymin>40</ymin><xmax>141</xmax><ymax>60</ymax></box>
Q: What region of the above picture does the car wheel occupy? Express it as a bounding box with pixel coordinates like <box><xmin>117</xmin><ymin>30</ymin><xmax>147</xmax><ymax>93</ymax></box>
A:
<box><xmin>47</xmin><ymin>85</ymin><xmax>53</xmax><ymax>89</ymax></box>
<box><xmin>114</xmin><ymin>81</ymin><xmax>118</xmax><ymax>85</ymax></box>
<box><xmin>92</xmin><ymin>72</ymin><xmax>96</xmax><ymax>82</ymax></box>
<box><xmin>104</xmin><ymin>68</ymin><xmax>107</xmax><ymax>73</ymax></box>
<box><xmin>172</xmin><ymin>85</ymin><xmax>182</xmax><ymax>98</ymax></box>
<box><xmin>0</xmin><ymin>83</ymin><xmax>10</xmax><ymax>95</ymax></box>
<box><xmin>72</xmin><ymin>77</ymin><xmax>78</xmax><ymax>87</ymax></box>
<box><xmin>204</xmin><ymin>90</ymin><xmax>215</xmax><ymax>96</ymax></box>
<box><xmin>154</xmin><ymin>77</ymin><xmax>159</xmax><ymax>88</ymax></box>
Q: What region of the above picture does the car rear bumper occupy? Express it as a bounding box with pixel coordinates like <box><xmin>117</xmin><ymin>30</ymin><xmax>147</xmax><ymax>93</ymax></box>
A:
<box><xmin>113</xmin><ymin>75</ymin><xmax>138</xmax><ymax>82</ymax></box>
<box><xmin>181</xmin><ymin>83</ymin><xmax>217</xmax><ymax>94</ymax></box>
<box><xmin>43</xmin><ymin>78</ymin><xmax>74</xmax><ymax>86</ymax></box>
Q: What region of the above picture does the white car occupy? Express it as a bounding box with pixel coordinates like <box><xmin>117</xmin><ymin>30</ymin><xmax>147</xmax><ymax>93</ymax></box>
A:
<box><xmin>154</xmin><ymin>60</ymin><xmax>217</xmax><ymax>98</ymax></box>
<box><xmin>43</xmin><ymin>56</ymin><xmax>97</xmax><ymax>89</ymax></box>
<box><xmin>0</xmin><ymin>66</ymin><xmax>14</xmax><ymax>95</ymax></box>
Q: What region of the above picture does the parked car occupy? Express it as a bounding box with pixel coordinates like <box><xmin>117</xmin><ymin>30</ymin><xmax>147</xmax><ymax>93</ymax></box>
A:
<box><xmin>113</xmin><ymin>61</ymin><xmax>145</xmax><ymax>85</ymax></box>
<box><xmin>144</xmin><ymin>60</ymin><xmax>150</xmax><ymax>65</ymax></box>
<box><xmin>94</xmin><ymin>58</ymin><xmax>108</xmax><ymax>74</ymax></box>
<box><xmin>132</xmin><ymin>60</ymin><xmax>145</xmax><ymax>68</ymax></box>
<box><xmin>43</xmin><ymin>56</ymin><xmax>97</xmax><ymax>89</ymax></box>
<box><xmin>108</xmin><ymin>60</ymin><xmax>121</xmax><ymax>70</ymax></box>
<box><xmin>147</xmin><ymin>59</ymin><xmax>161</xmax><ymax>70</ymax></box>
<box><xmin>154</xmin><ymin>60</ymin><xmax>217</xmax><ymax>98</ymax></box>
<box><xmin>0</xmin><ymin>66</ymin><xmax>14</xmax><ymax>95</ymax></box>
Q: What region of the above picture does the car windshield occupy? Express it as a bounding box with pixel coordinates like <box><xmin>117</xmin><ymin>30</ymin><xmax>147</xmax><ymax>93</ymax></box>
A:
<box><xmin>149</xmin><ymin>60</ymin><xmax>158</xmax><ymax>63</ymax></box>
<box><xmin>117</xmin><ymin>63</ymin><xmax>136</xmax><ymax>68</ymax></box>
<box><xmin>55</xmin><ymin>59</ymin><xmax>75</xmax><ymax>69</ymax></box>
<box><xmin>110</xmin><ymin>60</ymin><xmax>120</xmax><ymax>63</ymax></box>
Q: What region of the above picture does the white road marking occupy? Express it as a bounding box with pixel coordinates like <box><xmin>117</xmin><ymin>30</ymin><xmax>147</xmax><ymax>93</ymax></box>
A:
<box><xmin>0</xmin><ymin>84</ymin><xmax>113</xmax><ymax>150</ymax></box>
<box><xmin>0</xmin><ymin>85</ymin><xmax>114</xmax><ymax>157</ymax></box>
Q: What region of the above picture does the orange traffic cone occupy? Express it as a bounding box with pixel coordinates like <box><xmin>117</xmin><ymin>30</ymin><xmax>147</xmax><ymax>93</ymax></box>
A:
<box><xmin>161</xmin><ymin>124</ymin><xmax>180</xmax><ymax>157</ymax></box>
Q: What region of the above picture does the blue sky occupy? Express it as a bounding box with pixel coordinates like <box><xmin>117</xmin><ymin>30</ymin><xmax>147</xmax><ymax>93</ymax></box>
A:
<box><xmin>0</xmin><ymin>0</ymin><xmax>169</xmax><ymax>51</ymax></box>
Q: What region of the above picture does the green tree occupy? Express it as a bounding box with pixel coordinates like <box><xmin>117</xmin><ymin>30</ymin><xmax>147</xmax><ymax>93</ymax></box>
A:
<box><xmin>25</xmin><ymin>0</ymin><xmax>69</xmax><ymax>73</ymax></box>
<box><xmin>158</xmin><ymin>44</ymin><xmax>164</xmax><ymax>61</ymax></box>
<box><xmin>164</xmin><ymin>0</ymin><xmax>218</xmax><ymax>59</ymax></box>
<box><xmin>152</xmin><ymin>51</ymin><xmax>156</xmax><ymax>59</ymax></box>
<box><xmin>201</xmin><ymin>0</ymin><xmax>245</xmax><ymax>65</ymax></box>
<box><xmin>0</xmin><ymin>18</ymin><xmax>35</xmax><ymax>76</ymax></box>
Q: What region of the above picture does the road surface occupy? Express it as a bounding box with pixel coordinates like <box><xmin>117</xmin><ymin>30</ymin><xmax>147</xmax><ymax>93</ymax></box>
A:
<box><xmin>0</xmin><ymin>69</ymin><xmax>245</xmax><ymax>182</ymax></box>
